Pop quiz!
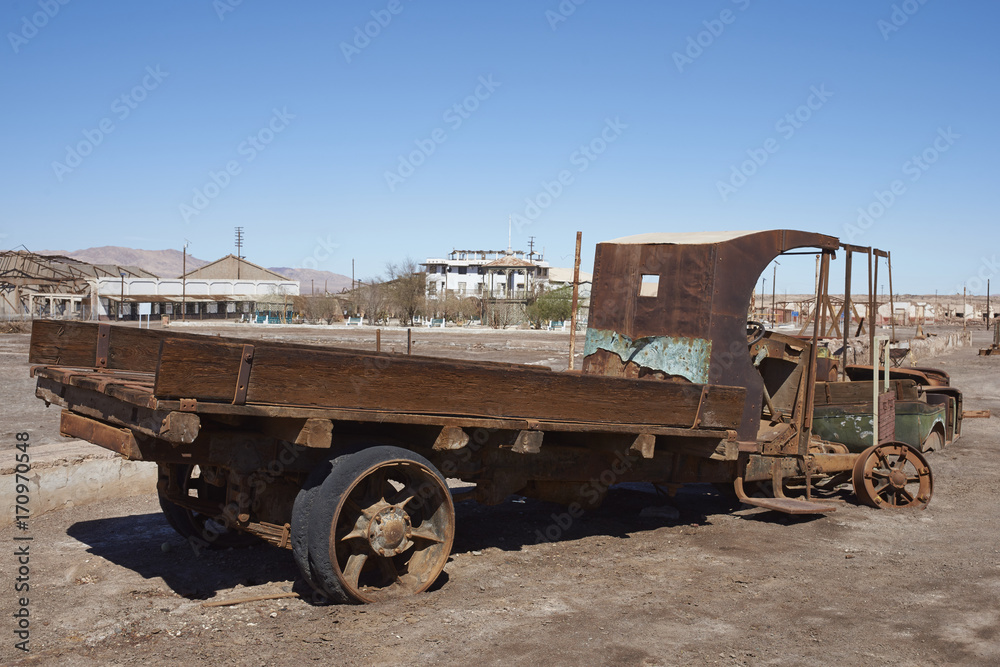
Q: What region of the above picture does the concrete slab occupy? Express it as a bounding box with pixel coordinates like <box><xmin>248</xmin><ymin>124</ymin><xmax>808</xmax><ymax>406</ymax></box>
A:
<box><xmin>0</xmin><ymin>438</ymin><xmax>156</xmax><ymax>527</ymax></box>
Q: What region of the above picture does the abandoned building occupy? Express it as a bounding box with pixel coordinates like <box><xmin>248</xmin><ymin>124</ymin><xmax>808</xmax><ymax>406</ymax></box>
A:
<box><xmin>0</xmin><ymin>250</ymin><xmax>299</xmax><ymax>321</ymax></box>
<box><xmin>422</xmin><ymin>249</ymin><xmax>551</xmax><ymax>300</ymax></box>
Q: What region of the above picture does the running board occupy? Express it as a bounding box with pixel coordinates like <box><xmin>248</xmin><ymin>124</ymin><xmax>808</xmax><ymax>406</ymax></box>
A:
<box><xmin>734</xmin><ymin>476</ymin><xmax>837</xmax><ymax>515</ymax></box>
<box><xmin>738</xmin><ymin>495</ymin><xmax>837</xmax><ymax>514</ymax></box>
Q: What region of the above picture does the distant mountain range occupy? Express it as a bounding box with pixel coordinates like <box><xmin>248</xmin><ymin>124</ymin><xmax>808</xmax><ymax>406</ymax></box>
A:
<box><xmin>269</xmin><ymin>267</ymin><xmax>353</xmax><ymax>294</ymax></box>
<box><xmin>41</xmin><ymin>246</ymin><xmax>208</xmax><ymax>278</ymax></box>
<box><xmin>41</xmin><ymin>246</ymin><xmax>353</xmax><ymax>293</ymax></box>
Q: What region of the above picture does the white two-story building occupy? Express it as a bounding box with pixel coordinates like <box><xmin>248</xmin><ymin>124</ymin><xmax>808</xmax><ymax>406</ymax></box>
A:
<box><xmin>423</xmin><ymin>249</ymin><xmax>551</xmax><ymax>299</ymax></box>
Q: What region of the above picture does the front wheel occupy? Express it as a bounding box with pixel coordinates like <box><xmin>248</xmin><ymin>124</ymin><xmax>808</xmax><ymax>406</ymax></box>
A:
<box><xmin>852</xmin><ymin>442</ymin><xmax>933</xmax><ymax>509</ymax></box>
<box><xmin>306</xmin><ymin>446</ymin><xmax>455</xmax><ymax>604</ymax></box>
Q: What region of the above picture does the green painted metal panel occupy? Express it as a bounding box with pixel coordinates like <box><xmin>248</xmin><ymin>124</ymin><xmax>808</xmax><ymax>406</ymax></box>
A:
<box><xmin>583</xmin><ymin>327</ymin><xmax>712</xmax><ymax>384</ymax></box>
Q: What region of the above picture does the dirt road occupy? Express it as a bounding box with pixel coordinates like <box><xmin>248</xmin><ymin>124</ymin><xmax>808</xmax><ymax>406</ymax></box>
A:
<box><xmin>2</xmin><ymin>325</ymin><xmax>998</xmax><ymax>665</ymax></box>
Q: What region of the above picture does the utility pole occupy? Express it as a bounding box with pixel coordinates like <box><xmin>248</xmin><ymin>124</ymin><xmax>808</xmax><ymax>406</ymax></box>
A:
<box><xmin>119</xmin><ymin>271</ymin><xmax>126</xmax><ymax>320</ymax></box>
<box><xmin>235</xmin><ymin>227</ymin><xmax>245</xmax><ymax>279</ymax></box>
<box><xmin>762</xmin><ymin>278</ymin><xmax>767</xmax><ymax>322</ymax></box>
<box><xmin>568</xmin><ymin>231</ymin><xmax>582</xmax><ymax>371</ymax></box>
<box><xmin>771</xmin><ymin>261</ymin><xmax>779</xmax><ymax>324</ymax></box>
<box><xmin>528</xmin><ymin>236</ymin><xmax>536</xmax><ymax>260</ymax></box>
<box><xmin>182</xmin><ymin>240</ymin><xmax>189</xmax><ymax>321</ymax></box>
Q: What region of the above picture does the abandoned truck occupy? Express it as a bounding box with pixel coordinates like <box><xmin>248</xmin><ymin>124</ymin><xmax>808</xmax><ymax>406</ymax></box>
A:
<box><xmin>28</xmin><ymin>229</ymin><xmax>939</xmax><ymax>604</ymax></box>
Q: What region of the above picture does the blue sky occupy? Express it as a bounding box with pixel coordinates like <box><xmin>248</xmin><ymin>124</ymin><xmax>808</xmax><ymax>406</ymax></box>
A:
<box><xmin>2</xmin><ymin>0</ymin><xmax>997</xmax><ymax>294</ymax></box>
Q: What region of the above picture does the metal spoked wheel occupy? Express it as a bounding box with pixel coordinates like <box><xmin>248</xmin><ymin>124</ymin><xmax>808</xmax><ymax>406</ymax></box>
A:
<box><xmin>852</xmin><ymin>442</ymin><xmax>933</xmax><ymax>509</ymax></box>
<box><xmin>307</xmin><ymin>446</ymin><xmax>455</xmax><ymax>604</ymax></box>
<box><xmin>157</xmin><ymin>463</ymin><xmax>258</xmax><ymax>549</ymax></box>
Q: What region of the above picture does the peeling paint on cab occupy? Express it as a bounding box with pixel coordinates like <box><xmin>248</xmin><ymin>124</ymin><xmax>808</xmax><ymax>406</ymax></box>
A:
<box><xmin>583</xmin><ymin>328</ymin><xmax>712</xmax><ymax>384</ymax></box>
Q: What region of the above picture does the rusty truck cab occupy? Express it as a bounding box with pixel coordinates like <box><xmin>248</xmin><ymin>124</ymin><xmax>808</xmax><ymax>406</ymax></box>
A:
<box><xmin>581</xmin><ymin>230</ymin><xmax>859</xmax><ymax>511</ymax></box>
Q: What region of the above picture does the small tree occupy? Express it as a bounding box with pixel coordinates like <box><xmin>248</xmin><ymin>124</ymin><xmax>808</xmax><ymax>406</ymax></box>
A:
<box><xmin>294</xmin><ymin>295</ymin><xmax>342</xmax><ymax>324</ymax></box>
<box><xmin>357</xmin><ymin>278</ymin><xmax>388</xmax><ymax>324</ymax></box>
<box><xmin>525</xmin><ymin>286</ymin><xmax>573</xmax><ymax>328</ymax></box>
<box><xmin>385</xmin><ymin>258</ymin><xmax>426</xmax><ymax>326</ymax></box>
<box><xmin>488</xmin><ymin>302</ymin><xmax>523</xmax><ymax>329</ymax></box>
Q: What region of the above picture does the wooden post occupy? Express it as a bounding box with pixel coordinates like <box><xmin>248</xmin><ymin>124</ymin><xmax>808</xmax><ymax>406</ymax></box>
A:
<box><xmin>376</xmin><ymin>328</ymin><xmax>381</xmax><ymax>353</ymax></box>
<box><xmin>867</xmin><ymin>249</ymin><xmax>874</xmax><ymax>363</ymax></box>
<box><xmin>887</xmin><ymin>250</ymin><xmax>896</xmax><ymax>343</ymax></box>
<box><xmin>407</xmin><ymin>328</ymin><xmax>412</xmax><ymax>355</ymax></box>
<box><xmin>800</xmin><ymin>251</ymin><xmax>831</xmax><ymax>454</ymax></box>
<box><xmin>182</xmin><ymin>244</ymin><xmax>186</xmax><ymax>321</ymax></box>
<box><xmin>568</xmin><ymin>231</ymin><xmax>583</xmax><ymax>371</ymax></box>
<box><xmin>873</xmin><ymin>252</ymin><xmax>881</xmax><ymax>359</ymax></box>
<box><xmin>817</xmin><ymin>261</ymin><xmax>829</xmax><ymax>338</ymax></box>
<box><xmin>842</xmin><ymin>248</ymin><xmax>852</xmax><ymax>380</ymax></box>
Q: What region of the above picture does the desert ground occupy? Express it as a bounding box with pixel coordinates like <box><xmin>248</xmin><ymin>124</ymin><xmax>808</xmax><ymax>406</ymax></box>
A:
<box><xmin>2</xmin><ymin>322</ymin><xmax>998</xmax><ymax>666</ymax></box>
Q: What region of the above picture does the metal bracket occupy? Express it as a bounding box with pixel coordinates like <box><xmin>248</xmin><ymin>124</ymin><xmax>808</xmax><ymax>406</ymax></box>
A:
<box><xmin>277</xmin><ymin>523</ymin><xmax>291</xmax><ymax>549</ymax></box>
<box><xmin>95</xmin><ymin>323</ymin><xmax>111</xmax><ymax>368</ymax></box>
<box><xmin>233</xmin><ymin>344</ymin><xmax>255</xmax><ymax>405</ymax></box>
<box><xmin>179</xmin><ymin>398</ymin><xmax>198</xmax><ymax>412</ymax></box>
<box><xmin>511</xmin><ymin>430</ymin><xmax>543</xmax><ymax>454</ymax></box>
<box><xmin>690</xmin><ymin>385</ymin><xmax>709</xmax><ymax>429</ymax></box>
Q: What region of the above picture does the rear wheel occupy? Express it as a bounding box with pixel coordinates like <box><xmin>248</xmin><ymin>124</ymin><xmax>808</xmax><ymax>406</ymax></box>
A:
<box><xmin>157</xmin><ymin>463</ymin><xmax>257</xmax><ymax>549</ymax></box>
<box><xmin>306</xmin><ymin>446</ymin><xmax>455</xmax><ymax>604</ymax></box>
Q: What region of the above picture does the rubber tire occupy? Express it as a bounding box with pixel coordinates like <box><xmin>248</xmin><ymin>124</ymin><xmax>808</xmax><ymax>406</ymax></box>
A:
<box><xmin>306</xmin><ymin>446</ymin><xmax>451</xmax><ymax>604</ymax></box>
<box><xmin>291</xmin><ymin>458</ymin><xmax>341</xmax><ymax>592</ymax></box>
<box><xmin>157</xmin><ymin>464</ymin><xmax>258</xmax><ymax>550</ymax></box>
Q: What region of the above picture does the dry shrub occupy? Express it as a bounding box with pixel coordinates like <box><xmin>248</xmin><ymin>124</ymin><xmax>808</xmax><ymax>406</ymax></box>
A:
<box><xmin>0</xmin><ymin>320</ymin><xmax>30</xmax><ymax>334</ymax></box>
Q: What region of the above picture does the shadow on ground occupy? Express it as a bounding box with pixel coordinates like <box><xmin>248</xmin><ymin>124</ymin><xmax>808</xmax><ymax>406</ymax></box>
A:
<box><xmin>65</xmin><ymin>482</ymin><xmax>837</xmax><ymax>603</ymax></box>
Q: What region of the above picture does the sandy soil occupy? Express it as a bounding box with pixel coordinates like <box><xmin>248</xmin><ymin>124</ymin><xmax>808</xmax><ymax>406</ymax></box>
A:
<box><xmin>2</xmin><ymin>325</ymin><xmax>998</xmax><ymax>665</ymax></box>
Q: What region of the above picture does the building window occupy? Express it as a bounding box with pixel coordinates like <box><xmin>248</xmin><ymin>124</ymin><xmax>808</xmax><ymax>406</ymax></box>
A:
<box><xmin>458</xmin><ymin>282</ymin><xmax>466</xmax><ymax>295</ymax></box>
<box><xmin>458</xmin><ymin>266</ymin><xmax>467</xmax><ymax>275</ymax></box>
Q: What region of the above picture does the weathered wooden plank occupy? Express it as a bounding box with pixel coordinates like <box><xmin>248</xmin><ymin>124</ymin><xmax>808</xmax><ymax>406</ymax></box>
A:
<box><xmin>37</xmin><ymin>378</ymin><xmax>200</xmax><ymax>443</ymax></box>
<box><xmin>153</xmin><ymin>336</ymin><xmax>746</xmax><ymax>429</ymax></box>
<box><xmin>59</xmin><ymin>410</ymin><xmax>142</xmax><ymax>459</ymax></box>
<box><xmin>30</xmin><ymin>320</ymin><xmax>165</xmax><ymax>371</ymax></box>
<box><xmin>29</xmin><ymin>320</ymin><xmax>556</xmax><ymax>374</ymax></box>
